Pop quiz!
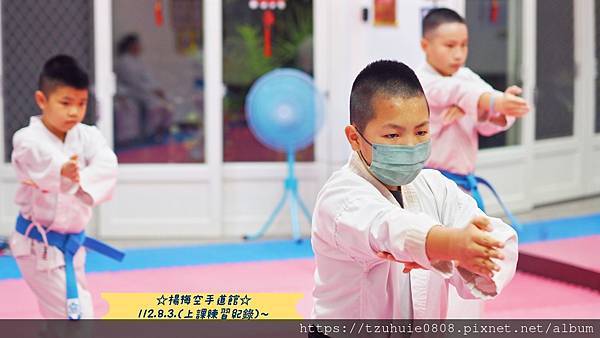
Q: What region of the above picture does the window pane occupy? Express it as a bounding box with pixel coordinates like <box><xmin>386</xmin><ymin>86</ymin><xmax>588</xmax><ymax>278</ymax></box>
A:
<box><xmin>535</xmin><ymin>0</ymin><xmax>574</xmax><ymax>140</ymax></box>
<box><xmin>113</xmin><ymin>0</ymin><xmax>205</xmax><ymax>163</ymax></box>
<box><xmin>465</xmin><ymin>0</ymin><xmax>522</xmax><ymax>149</ymax></box>
<box><xmin>2</xmin><ymin>0</ymin><xmax>94</xmax><ymax>162</ymax></box>
<box><xmin>222</xmin><ymin>0</ymin><xmax>314</xmax><ymax>162</ymax></box>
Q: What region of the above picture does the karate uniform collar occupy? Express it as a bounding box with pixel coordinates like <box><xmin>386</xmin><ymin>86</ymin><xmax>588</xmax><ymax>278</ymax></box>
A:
<box><xmin>29</xmin><ymin>115</ymin><xmax>78</xmax><ymax>144</ymax></box>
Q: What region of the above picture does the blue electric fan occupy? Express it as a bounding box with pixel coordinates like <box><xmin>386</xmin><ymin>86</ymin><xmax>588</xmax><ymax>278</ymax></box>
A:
<box><xmin>243</xmin><ymin>68</ymin><xmax>324</xmax><ymax>242</ymax></box>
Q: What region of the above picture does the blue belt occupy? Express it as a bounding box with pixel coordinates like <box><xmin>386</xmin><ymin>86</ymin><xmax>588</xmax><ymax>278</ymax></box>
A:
<box><xmin>16</xmin><ymin>214</ymin><xmax>125</xmax><ymax>319</ymax></box>
<box><xmin>438</xmin><ymin>170</ymin><xmax>522</xmax><ymax>231</ymax></box>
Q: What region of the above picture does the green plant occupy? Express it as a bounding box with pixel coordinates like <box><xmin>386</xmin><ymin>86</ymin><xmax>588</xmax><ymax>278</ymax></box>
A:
<box><xmin>223</xmin><ymin>1</ymin><xmax>313</xmax><ymax>86</ymax></box>
<box><xmin>222</xmin><ymin>1</ymin><xmax>313</xmax><ymax>115</ymax></box>
<box><xmin>273</xmin><ymin>3</ymin><xmax>313</xmax><ymax>68</ymax></box>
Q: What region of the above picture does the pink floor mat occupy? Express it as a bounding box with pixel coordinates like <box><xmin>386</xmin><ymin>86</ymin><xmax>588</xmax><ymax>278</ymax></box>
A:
<box><xmin>1</xmin><ymin>258</ymin><xmax>598</xmax><ymax>319</ymax></box>
<box><xmin>519</xmin><ymin>235</ymin><xmax>600</xmax><ymax>272</ymax></box>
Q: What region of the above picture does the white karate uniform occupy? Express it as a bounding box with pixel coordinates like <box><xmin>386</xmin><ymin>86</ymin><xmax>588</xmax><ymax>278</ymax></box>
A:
<box><xmin>9</xmin><ymin>116</ymin><xmax>118</xmax><ymax>318</ymax></box>
<box><xmin>416</xmin><ymin>63</ymin><xmax>516</xmax><ymax>175</ymax></box>
<box><xmin>417</xmin><ymin>63</ymin><xmax>519</xmax><ymax>317</ymax></box>
<box><xmin>311</xmin><ymin>152</ymin><xmax>517</xmax><ymax>319</ymax></box>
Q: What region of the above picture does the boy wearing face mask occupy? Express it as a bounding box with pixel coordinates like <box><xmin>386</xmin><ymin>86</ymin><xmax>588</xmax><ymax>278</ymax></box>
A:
<box><xmin>310</xmin><ymin>60</ymin><xmax>517</xmax><ymax>319</ymax></box>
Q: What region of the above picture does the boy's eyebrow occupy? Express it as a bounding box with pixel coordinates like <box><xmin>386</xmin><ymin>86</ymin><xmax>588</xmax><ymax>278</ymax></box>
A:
<box><xmin>382</xmin><ymin>121</ymin><xmax>429</xmax><ymax>130</ymax></box>
<box><xmin>382</xmin><ymin>123</ymin><xmax>406</xmax><ymax>131</ymax></box>
<box><xmin>59</xmin><ymin>95</ymin><xmax>87</xmax><ymax>101</ymax></box>
<box><xmin>416</xmin><ymin>121</ymin><xmax>429</xmax><ymax>128</ymax></box>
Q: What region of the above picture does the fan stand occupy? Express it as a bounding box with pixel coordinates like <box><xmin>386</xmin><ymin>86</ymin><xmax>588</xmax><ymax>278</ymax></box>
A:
<box><xmin>244</xmin><ymin>151</ymin><xmax>312</xmax><ymax>243</ymax></box>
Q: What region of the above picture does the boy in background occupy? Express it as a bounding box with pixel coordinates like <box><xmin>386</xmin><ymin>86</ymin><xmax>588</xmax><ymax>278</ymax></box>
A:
<box><xmin>9</xmin><ymin>55</ymin><xmax>123</xmax><ymax>319</ymax></box>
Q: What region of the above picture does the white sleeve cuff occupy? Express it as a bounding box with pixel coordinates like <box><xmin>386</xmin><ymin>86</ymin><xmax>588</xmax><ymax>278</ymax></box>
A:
<box><xmin>453</xmin><ymin>219</ymin><xmax>518</xmax><ymax>299</ymax></box>
<box><xmin>404</xmin><ymin>223</ymin><xmax>454</xmax><ymax>278</ymax></box>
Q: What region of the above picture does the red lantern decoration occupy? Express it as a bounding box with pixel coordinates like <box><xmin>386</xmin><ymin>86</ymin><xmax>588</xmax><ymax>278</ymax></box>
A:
<box><xmin>154</xmin><ymin>0</ymin><xmax>164</xmax><ymax>27</ymax></box>
<box><xmin>490</xmin><ymin>0</ymin><xmax>499</xmax><ymax>23</ymax></box>
<box><xmin>248</xmin><ymin>0</ymin><xmax>287</xmax><ymax>58</ymax></box>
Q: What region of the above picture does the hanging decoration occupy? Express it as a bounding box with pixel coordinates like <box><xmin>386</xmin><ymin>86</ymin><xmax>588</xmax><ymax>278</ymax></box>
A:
<box><xmin>374</xmin><ymin>0</ymin><xmax>397</xmax><ymax>26</ymax></box>
<box><xmin>154</xmin><ymin>0</ymin><xmax>164</xmax><ymax>27</ymax></box>
<box><xmin>248</xmin><ymin>0</ymin><xmax>287</xmax><ymax>58</ymax></box>
<box><xmin>490</xmin><ymin>0</ymin><xmax>499</xmax><ymax>23</ymax></box>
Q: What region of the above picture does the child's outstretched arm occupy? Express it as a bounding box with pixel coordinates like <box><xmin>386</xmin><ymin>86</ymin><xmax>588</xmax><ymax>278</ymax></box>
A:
<box><xmin>322</xmin><ymin>195</ymin><xmax>505</xmax><ymax>280</ymax></box>
<box><xmin>314</xmin><ymin>183</ymin><xmax>451</xmax><ymax>276</ymax></box>
<box><xmin>425</xmin><ymin>216</ymin><xmax>505</xmax><ymax>278</ymax></box>
<box><xmin>429</xmin><ymin>170</ymin><xmax>518</xmax><ymax>299</ymax></box>
<box><xmin>476</xmin><ymin>85</ymin><xmax>529</xmax><ymax>136</ymax></box>
<box><xmin>479</xmin><ymin>86</ymin><xmax>529</xmax><ymax>119</ymax></box>
<box><xmin>419</xmin><ymin>70</ymin><xmax>528</xmax><ymax>133</ymax></box>
<box><xmin>421</xmin><ymin>75</ymin><xmax>487</xmax><ymax>120</ymax></box>
<box><xmin>77</xmin><ymin>127</ymin><xmax>118</xmax><ymax>206</ymax></box>
<box><xmin>456</xmin><ymin>69</ymin><xmax>529</xmax><ymax>134</ymax></box>
<box><xmin>378</xmin><ymin>217</ymin><xmax>504</xmax><ymax>277</ymax></box>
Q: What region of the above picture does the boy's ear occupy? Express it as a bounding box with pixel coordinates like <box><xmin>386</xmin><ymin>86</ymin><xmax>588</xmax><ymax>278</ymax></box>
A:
<box><xmin>34</xmin><ymin>90</ymin><xmax>47</xmax><ymax>110</ymax></box>
<box><xmin>420</xmin><ymin>37</ymin><xmax>429</xmax><ymax>51</ymax></box>
<box><xmin>344</xmin><ymin>125</ymin><xmax>361</xmax><ymax>151</ymax></box>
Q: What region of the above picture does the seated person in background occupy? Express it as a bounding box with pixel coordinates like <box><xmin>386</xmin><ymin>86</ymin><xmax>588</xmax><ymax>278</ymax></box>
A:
<box><xmin>115</xmin><ymin>33</ymin><xmax>173</xmax><ymax>143</ymax></box>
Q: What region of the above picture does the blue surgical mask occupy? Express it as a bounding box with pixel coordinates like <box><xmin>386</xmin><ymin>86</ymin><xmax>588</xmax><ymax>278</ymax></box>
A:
<box><xmin>356</xmin><ymin>129</ymin><xmax>431</xmax><ymax>186</ymax></box>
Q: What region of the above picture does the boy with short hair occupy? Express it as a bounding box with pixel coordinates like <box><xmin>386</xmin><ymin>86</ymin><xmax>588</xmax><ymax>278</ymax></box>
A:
<box><xmin>418</xmin><ymin>7</ymin><xmax>530</xmax><ymax>212</ymax></box>
<box><xmin>9</xmin><ymin>55</ymin><xmax>122</xmax><ymax>319</ymax></box>
<box><xmin>311</xmin><ymin>60</ymin><xmax>517</xmax><ymax>319</ymax></box>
